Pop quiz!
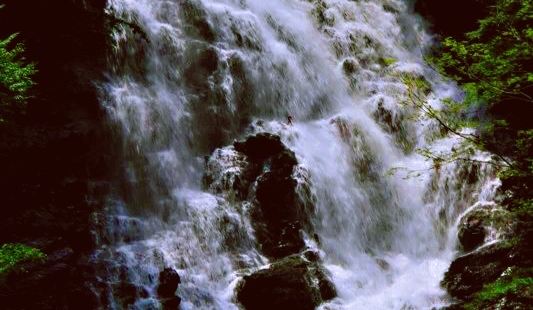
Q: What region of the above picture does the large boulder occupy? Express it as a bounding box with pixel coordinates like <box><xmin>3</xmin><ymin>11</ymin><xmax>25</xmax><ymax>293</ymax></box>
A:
<box><xmin>207</xmin><ymin>134</ymin><xmax>334</xmax><ymax>308</ymax></box>
<box><xmin>157</xmin><ymin>268</ymin><xmax>181</xmax><ymax>309</ymax></box>
<box><xmin>442</xmin><ymin>242</ymin><xmax>513</xmax><ymax>300</ymax></box>
<box><xmin>204</xmin><ymin>133</ymin><xmax>295</xmax><ymax>201</ymax></box>
<box><xmin>238</xmin><ymin>134</ymin><xmax>312</xmax><ymax>258</ymax></box>
<box><xmin>233</xmin><ymin>133</ymin><xmax>287</xmax><ymax>163</ymax></box>
<box><xmin>253</xmin><ymin>148</ymin><xmax>308</xmax><ymax>258</ymax></box>
<box><xmin>457</xmin><ymin>214</ymin><xmax>486</xmax><ymax>252</ymax></box>
<box><xmin>457</xmin><ymin>205</ymin><xmax>514</xmax><ymax>252</ymax></box>
<box><xmin>236</xmin><ymin>255</ymin><xmax>336</xmax><ymax>310</ymax></box>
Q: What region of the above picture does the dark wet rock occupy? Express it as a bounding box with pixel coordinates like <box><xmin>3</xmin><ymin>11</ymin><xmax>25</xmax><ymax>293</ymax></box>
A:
<box><xmin>157</xmin><ymin>268</ymin><xmax>181</xmax><ymax>309</ymax></box>
<box><xmin>486</xmin><ymin>284</ymin><xmax>533</xmax><ymax>310</ymax></box>
<box><xmin>303</xmin><ymin>250</ymin><xmax>321</xmax><ymax>262</ymax></box>
<box><xmin>342</xmin><ymin>58</ymin><xmax>359</xmax><ymax>75</ymax></box>
<box><xmin>312</xmin><ymin>0</ymin><xmax>335</xmax><ymax>27</ymax></box>
<box><xmin>116</xmin><ymin>282</ymin><xmax>138</xmax><ymax>307</ymax></box>
<box><xmin>181</xmin><ymin>0</ymin><xmax>216</xmax><ymax>42</ymax></box>
<box><xmin>244</xmin><ymin>136</ymin><xmax>310</xmax><ymax>258</ymax></box>
<box><xmin>236</xmin><ymin>255</ymin><xmax>336</xmax><ymax>310</ymax></box>
<box><xmin>256</xmin><ymin>220</ymin><xmax>306</xmax><ymax>259</ymax></box>
<box><xmin>161</xmin><ymin>296</ymin><xmax>181</xmax><ymax>309</ymax></box>
<box><xmin>158</xmin><ymin>268</ymin><xmax>181</xmax><ymax>297</ymax></box>
<box><xmin>233</xmin><ymin>133</ymin><xmax>286</xmax><ymax>163</ymax></box>
<box><xmin>370</xmin><ymin>99</ymin><xmax>415</xmax><ymax>153</ymax></box>
<box><xmin>383</xmin><ymin>4</ymin><xmax>400</xmax><ymax>14</ymax></box>
<box><xmin>205</xmin><ymin>133</ymin><xmax>314</xmax><ymax>259</ymax></box>
<box><xmin>443</xmin><ymin>184</ymin><xmax>530</xmax><ymax>309</ymax></box>
<box><xmin>458</xmin><ymin>216</ymin><xmax>486</xmax><ymax>252</ymax></box>
<box><xmin>184</xmin><ymin>46</ymin><xmax>219</xmax><ymax>91</ymax></box>
<box><xmin>206</xmin><ymin>133</ymin><xmax>325</xmax><ymax>309</ymax></box>
<box><xmin>443</xmin><ymin>266</ymin><xmax>533</xmax><ymax>310</ymax></box>
<box><xmin>373</xmin><ymin>100</ymin><xmax>399</xmax><ymax>133</ymax></box>
<box><xmin>0</xmin><ymin>249</ymin><xmax>100</xmax><ymax>310</ymax></box>
<box><xmin>457</xmin><ymin>206</ymin><xmax>514</xmax><ymax>252</ymax></box>
<box><xmin>442</xmin><ymin>242</ymin><xmax>513</xmax><ymax>300</ymax></box>
<box><xmin>316</xmin><ymin>269</ymin><xmax>337</xmax><ymax>301</ymax></box>
<box><xmin>376</xmin><ymin>258</ymin><xmax>391</xmax><ymax>271</ymax></box>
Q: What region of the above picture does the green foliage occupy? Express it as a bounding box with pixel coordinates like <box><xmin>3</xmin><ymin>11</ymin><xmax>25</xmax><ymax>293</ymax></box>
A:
<box><xmin>0</xmin><ymin>243</ymin><xmax>46</xmax><ymax>275</ymax></box>
<box><xmin>513</xmin><ymin>199</ymin><xmax>533</xmax><ymax>218</ymax></box>
<box><xmin>496</xmin><ymin>129</ymin><xmax>533</xmax><ymax>180</ymax></box>
<box><xmin>402</xmin><ymin>74</ymin><xmax>431</xmax><ymax>95</ymax></box>
<box><xmin>431</xmin><ymin>0</ymin><xmax>533</xmax><ymax>107</ymax></box>
<box><xmin>0</xmin><ymin>34</ymin><xmax>35</xmax><ymax>95</ymax></box>
<box><xmin>381</xmin><ymin>57</ymin><xmax>397</xmax><ymax>66</ymax></box>
<box><xmin>515</xmin><ymin>129</ymin><xmax>533</xmax><ymax>171</ymax></box>
<box><xmin>0</xmin><ymin>19</ymin><xmax>37</xmax><ymax>123</ymax></box>
<box><xmin>464</xmin><ymin>276</ymin><xmax>533</xmax><ymax>310</ymax></box>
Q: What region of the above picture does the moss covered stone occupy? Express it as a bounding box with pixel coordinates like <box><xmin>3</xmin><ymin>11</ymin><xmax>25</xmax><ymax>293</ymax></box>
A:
<box><xmin>236</xmin><ymin>255</ymin><xmax>336</xmax><ymax>310</ymax></box>
<box><xmin>463</xmin><ymin>274</ymin><xmax>533</xmax><ymax>310</ymax></box>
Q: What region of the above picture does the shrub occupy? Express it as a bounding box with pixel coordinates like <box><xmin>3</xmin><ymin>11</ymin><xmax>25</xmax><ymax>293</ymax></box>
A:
<box><xmin>0</xmin><ymin>243</ymin><xmax>46</xmax><ymax>275</ymax></box>
<box><xmin>0</xmin><ymin>4</ymin><xmax>37</xmax><ymax>123</ymax></box>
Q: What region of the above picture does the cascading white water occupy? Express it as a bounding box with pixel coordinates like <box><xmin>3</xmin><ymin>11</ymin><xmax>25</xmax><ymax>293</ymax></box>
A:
<box><xmin>95</xmin><ymin>0</ymin><xmax>500</xmax><ymax>309</ymax></box>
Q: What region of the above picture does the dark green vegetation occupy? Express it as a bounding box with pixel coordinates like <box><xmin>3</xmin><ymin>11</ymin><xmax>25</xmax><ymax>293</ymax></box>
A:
<box><xmin>0</xmin><ymin>243</ymin><xmax>46</xmax><ymax>275</ymax></box>
<box><xmin>431</xmin><ymin>0</ymin><xmax>532</xmax><ymax>140</ymax></box>
<box><xmin>418</xmin><ymin>0</ymin><xmax>533</xmax><ymax>308</ymax></box>
<box><xmin>466</xmin><ymin>275</ymin><xmax>533</xmax><ymax>310</ymax></box>
<box><xmin>0</xmin><ymin>26</ymin><xmax>36</xmax><ymax>123</ymax></box>
<box><xmin>426</xmin><ymin>0</ymin><xmax>532</xmax><ymax>160</ymax></box>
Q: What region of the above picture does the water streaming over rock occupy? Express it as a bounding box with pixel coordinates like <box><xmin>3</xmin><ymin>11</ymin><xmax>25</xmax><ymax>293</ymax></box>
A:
<box><xmin>94</xmin><ymin>0</ymin><xmax>501</xmax><ymax>309</ymax></box>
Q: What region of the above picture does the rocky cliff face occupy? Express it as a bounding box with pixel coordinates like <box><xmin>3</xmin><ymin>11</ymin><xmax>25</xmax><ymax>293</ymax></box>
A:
<box><xmin>0</xmin><ymin>1</ymin><xmax>113</xmax><ymax>308</ymax></box>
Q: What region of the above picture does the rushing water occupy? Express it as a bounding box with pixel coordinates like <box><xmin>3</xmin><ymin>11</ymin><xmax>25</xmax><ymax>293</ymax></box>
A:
<box><xmin>95</xmin><ymin>0</ymin><xmax>500</xmax><ymax>309</ymax></box>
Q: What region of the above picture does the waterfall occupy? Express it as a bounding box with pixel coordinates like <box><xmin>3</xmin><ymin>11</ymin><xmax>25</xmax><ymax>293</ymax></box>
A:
<box><xmin>94</xmin><ymin>0</ymin><xmax>500</xmax><ymax>309</ymax></box>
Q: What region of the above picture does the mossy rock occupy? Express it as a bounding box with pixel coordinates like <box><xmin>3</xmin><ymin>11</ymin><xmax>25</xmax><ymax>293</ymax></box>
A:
<box><xmin>458</xmin><ymin>205</ymin><xmax>515</xmax><ymax>252</ymax></box>
<box><xmin>462</xmin><ymin>268</ymin><xmax>533</xmax><ymax>310</ymax></box>
<box><xmin>342</xmin><ymin>58</ymin><xmax>360</xmax><ymax>75</ymax></box>
<box><xmin>442</xmin><ymin>241</ymin><xmax>514</xmax><ymax>300</ymax></box>
<box><xmin>311</xmin><ymin>0</ymin><xmax>335</xmax><ymax>27</ymax></box>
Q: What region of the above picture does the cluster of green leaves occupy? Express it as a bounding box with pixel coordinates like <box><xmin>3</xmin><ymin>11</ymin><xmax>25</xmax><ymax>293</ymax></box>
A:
<box><xmin>0</xmin><ymin>243</ymin><xmax>46</xmax><ymax>275</ymax></box>
<box><xmin>431</xmin><ymin>0</ymin><xmax>532</xmax><ymax>108</ymax></box>
<box><xmin>0</xmin><ymin>4</ymin><xmax>36</xmax><ymax>124</ymax></box>
<box><xmin>381</xmin><ymin>57</ymin><xmax>398</xmax><ymax>67</ymax></box>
